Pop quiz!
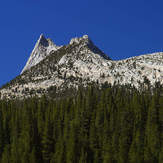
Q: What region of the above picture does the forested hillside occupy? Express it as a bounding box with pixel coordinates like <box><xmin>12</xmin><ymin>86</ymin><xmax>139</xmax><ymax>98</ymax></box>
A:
<box><xmin>0</xmin><ymin>84</ymin><xmax>163</xmax><ymax>163</ymax></box>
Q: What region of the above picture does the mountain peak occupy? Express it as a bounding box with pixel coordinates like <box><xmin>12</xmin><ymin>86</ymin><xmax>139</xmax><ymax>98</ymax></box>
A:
<box><xmin>21</xmin><ymin>34</ymin><xmax>109</xmax><ymax>74</ymax></box>
<box><xmin>68</xmin><ymin>34</ymin><xmax>110</xmax><ymax>60</ymax></box>
<box><xmin>1</xmin><ymin>34</ymin><xmax>163</xmax><ymax>99</ymax></box>
<box><xmin>21</xmin><ymin>34</ymin><xmax>61</xmax><ymax>74</ymax></box>
<box><xmin>69</xmin><ymin>34</ymin><xmax>91</xmax><ymax>45</ymax></box>
<box><xmin>82</xmin><ymin>34</ymin><xmax>89</xmax><ymax>39</ymax></box>
<box><xmin>36</xmin><ymin>33</ymin><xmax>49</xmax><ymax>47</ymax></box>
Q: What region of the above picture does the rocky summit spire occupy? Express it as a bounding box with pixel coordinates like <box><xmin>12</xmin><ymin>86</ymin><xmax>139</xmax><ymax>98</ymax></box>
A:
<box><xmin>69</xmin><ymin>34</ymin><xmax>91</xmax><ymax>45</ymax></box>
<box><xmin>21</xmin><ymin>34</ymin><xmax>61</xmax><ymax>74</ymax></box>
<box><xmin>21</xmin><ymin>34</ymin><xmax>109</xmax><ymax>74</ymax></box>
<box><xmin>37</xmin><ymin>34</ymin><xmax>49</xmax><ymax>47</ymax></box>
<box><xmin>69</xmin><ymin>35</ymin><xmax>110</xmax><ymax>60</ymax></box>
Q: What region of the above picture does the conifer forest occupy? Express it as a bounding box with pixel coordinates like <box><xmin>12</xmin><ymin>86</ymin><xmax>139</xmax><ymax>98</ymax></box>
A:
<box><xmin>0</xmin><ymin>84</ymin><xmax>163</xmax><ymax>163</ymax></box>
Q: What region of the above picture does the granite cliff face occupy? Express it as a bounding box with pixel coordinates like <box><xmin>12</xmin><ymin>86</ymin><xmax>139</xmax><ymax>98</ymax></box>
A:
<box><xmin>0</xmin><ymin>34</ymin><xmax>163</xmax><ymax>99</ymax></box>
<box><xmin>21</xmin><ymin>34</ymin><xmax>62</xmax><ymax>74</ymax></box>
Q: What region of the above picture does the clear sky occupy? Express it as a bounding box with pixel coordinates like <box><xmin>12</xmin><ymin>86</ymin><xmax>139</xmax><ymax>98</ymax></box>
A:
<box><xmin>0</xmin><ymin>0</ymin><xmax>163</xmax><ymax>86</ymax></box>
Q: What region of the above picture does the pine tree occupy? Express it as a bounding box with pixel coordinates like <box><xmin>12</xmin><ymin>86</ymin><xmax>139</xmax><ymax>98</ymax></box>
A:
<box><xmin>1</xmin><ymin>145</ymin><xmax>10</xmax><ymax>163</ymax></box>
<box><xmin>29</xmin><ymin>147</ymin><xmax>37</xmax><ymax>163</ymax></box>
<box><xmin>42</xmin><ymin>108</ymin><xmax>54</xmax><ymax>162</ymax></box>
<box><xmin>144</xmin><ymin>95</ymin><xmax>160</xmax><ymax>162</ymax></box>
<box><xmin>66</xmin><ymin>122</ymin><xmax>76</xmax><ymax>163</ymax></box>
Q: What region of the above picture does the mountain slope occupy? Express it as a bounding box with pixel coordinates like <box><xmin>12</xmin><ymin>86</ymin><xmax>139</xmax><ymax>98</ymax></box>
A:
<box><xmin>0</xmin><ymin>35</ymin><xmax>163</xmax><ymax>99</ymax></box>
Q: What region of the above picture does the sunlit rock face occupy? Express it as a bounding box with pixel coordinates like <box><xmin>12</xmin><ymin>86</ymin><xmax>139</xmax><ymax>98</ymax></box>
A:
<box><xmin>0</xmin><ymin>34</ymin><xmax>163</xmax><ymax>99</ymax></box>
<box><xmin>21</xmin><ymin>34</ymin><xmax>62</xmax><ymax>74</ymax></box>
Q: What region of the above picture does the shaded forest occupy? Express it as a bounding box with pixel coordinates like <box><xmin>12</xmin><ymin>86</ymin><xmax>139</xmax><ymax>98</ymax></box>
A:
<box><xmin>0</xmin><ymin>84</ymin><xmax>163</xmax><ymax>163</ymax></box>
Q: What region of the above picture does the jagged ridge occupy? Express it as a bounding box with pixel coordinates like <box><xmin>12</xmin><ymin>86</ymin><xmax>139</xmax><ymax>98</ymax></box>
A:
<box><xmin>0</xmin><ymin>34</ymin><xmax>163</xmax><ymax>99</ymax></box>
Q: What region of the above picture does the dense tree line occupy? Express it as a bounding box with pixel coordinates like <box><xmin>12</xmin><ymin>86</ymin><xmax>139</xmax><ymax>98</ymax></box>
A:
<box><xmin>0</xmin><ymin>84</ymin><xmax>163</xmax><ymax>163</ymax></box>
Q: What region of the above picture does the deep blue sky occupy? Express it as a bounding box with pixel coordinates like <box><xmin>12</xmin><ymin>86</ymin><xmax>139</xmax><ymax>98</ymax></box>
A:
<box><xmin>0</xmin><ymin>0</ymin><xmax>163</xmax><ymax>86</ymax></box>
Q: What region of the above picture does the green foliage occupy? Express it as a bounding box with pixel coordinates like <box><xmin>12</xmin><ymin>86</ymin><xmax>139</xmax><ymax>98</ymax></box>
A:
<box><xmin>0</xmin><ymin>85</ymin><xmax>162</xmax><ymax>162</ymax></box>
